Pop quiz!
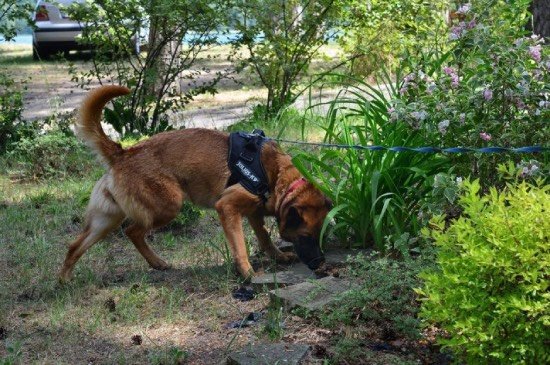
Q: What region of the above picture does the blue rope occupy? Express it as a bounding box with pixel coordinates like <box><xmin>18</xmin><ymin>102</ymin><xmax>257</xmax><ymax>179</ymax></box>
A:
<box><xmin>273</xmin><ymin>138</ymin><xmax>549</xmax><ymax>154</ymax></box>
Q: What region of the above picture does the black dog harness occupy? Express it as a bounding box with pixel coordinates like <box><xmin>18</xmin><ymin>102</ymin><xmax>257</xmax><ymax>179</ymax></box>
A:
<box><xmin>227</xmin><ymin>129</ymin><xmax>270</xmax><ymax>201</ymax></box>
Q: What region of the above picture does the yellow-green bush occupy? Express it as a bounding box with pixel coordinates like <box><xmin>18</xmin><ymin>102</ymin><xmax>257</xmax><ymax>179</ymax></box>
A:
<box><xmin>417</xmin><ymin>179</ymin><xmax>549</xmax><ymax>364</ymax></box>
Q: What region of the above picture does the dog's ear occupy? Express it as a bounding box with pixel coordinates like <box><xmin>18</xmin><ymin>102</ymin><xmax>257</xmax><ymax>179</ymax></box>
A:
<box><xmin>285</xmin><ymin>206</ymin><xmax>303</xmax><ymax>229</ymax></box>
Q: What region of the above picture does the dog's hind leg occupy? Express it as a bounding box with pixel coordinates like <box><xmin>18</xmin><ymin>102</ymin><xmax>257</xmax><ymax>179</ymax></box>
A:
<box><xmin>248</xmin><ymin>215</ymin><xmax>297</xmax><ymax>264</ymax></box>
<box><xmin>122</xmin><ymin>180</ymin><xmax>184</xmax><ymax>270</ymax></box>
<box><xmin>125</xmin><ymin>223</ymin><xmax>171</xmax><ymax>270</ymax></box>
<box><xmin>59</xmin><ymin>206</ymin><xmax>124</xmax><ymax>283</ymax></box>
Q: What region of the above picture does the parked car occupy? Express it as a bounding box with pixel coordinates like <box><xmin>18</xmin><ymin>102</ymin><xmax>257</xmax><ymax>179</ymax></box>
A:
<box><xmin>32</xmin><ymin>0</ymin><xmax>142</xmax><ymax>60</ymax></box>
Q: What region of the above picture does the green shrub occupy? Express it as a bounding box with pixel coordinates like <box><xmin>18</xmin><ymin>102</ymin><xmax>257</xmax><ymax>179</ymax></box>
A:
<box><xmin>0</xmin><ymin>74</ymin><xmax>24</xmax><ymax>153</ymax></box>
<box><xmin>293</xmin><ymin>74</ymin><xmax>449</xmax><ymax>250</ymax></box>
<box><xmin>7</xmin><ymin>131</ymin><xmax>94</xmax><ymax>180</ymax></box>
<box><xmin>417</xmin><ymin>179</ymin><xmax>550</xmax><ymax>364</ymax></box>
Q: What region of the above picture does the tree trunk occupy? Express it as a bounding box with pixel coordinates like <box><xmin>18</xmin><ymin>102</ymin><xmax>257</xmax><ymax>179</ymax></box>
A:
<box><xmin>528</xmin><ymin>0</ymin><xmax>550</xmax><ymax>39</ymax></box>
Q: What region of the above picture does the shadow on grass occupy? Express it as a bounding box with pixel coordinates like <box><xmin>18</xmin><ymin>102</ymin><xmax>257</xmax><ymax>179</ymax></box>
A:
<box><xmin>97</xmin><ymin>263</ymin><xmax>238</xmax><ymax>293</ymax></box>
<box><xmin>1</xmin><ymin>323</ymin><xmax>195</xmax><ymax>364</ymax></box>
<box><xmin>0</xmin><ymin>45</ymin><xmax>94</xmax><ymax>65</ymax></box>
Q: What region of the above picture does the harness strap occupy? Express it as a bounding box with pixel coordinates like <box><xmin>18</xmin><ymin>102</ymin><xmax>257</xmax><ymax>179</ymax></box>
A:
<box><xmin>227</xmin><ymin>130</ymin><xmax>270</xmax><ymax>201</ymax></box>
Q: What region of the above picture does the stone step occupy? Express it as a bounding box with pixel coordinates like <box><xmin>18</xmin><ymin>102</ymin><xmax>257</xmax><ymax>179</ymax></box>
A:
<box><xmin>227</xmin><ymin>343</ymin><xmax>310</xmax><ymax>365</ymax></box>
<box><xmin>251</xmin><ymin>263</ymin><xmax>316</xmax><ymax>289</ymax></box>
<box><xmin>269</xmin><ymin>276</ymin><xmax>359</xmax><ymax>312</ymax></box>
<box><xmin>251</xmin><ymin>248</ymin><xmax>369</xmax><ymax>289</ymax></box>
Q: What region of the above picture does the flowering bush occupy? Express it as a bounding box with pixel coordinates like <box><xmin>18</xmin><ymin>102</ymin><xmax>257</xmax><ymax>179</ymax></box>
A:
<box><xmin>389</xmin><ymin>1</ymin><xmax>549</xmax><ymax>183</ymax></box>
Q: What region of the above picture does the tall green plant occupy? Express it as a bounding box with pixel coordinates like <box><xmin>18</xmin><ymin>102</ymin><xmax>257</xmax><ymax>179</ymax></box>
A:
<box><xmin>293</xmin><ymin>73</ymin><xmax>448</xmax><ymax>250</ymax></box>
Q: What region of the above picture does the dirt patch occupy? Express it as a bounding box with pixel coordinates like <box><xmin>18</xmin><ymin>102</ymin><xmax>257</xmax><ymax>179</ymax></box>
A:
<box><xmin>2</xmin><ymin>44</ymin><xmax>339</xmax><ymax>129</ymax></box>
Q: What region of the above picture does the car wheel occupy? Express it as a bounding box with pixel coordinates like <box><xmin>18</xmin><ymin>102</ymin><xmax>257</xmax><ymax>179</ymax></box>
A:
<box><xmin>32</xmin><ymin>44</ymin><xmax>51</xmax><ymax>60</ymax></box>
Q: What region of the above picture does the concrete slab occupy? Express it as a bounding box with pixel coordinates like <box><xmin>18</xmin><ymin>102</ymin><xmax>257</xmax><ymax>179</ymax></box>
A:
<box><xmin>227</xmin><ymin>343</ymin><xmax>309</xmax><ymax>365</ymax></box>
<box><xmin>269</xmin><ymin>276</ymin><xmax>359</xmax><ymax>312</ymax></box>
<box><xmin>252</xmin><ymin>248</ymin><xmax>369</xmax><ymax>289</ymax></box>
<box><xmin>251</xmin><ymin>266</ymin><xmax>316</xmax><ymax>289</ymax></box>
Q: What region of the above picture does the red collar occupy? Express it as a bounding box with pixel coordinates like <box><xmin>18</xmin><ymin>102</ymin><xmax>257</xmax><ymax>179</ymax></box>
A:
<box><xmin>278</xmin><ymin>177</ymin><xmax>307</xmax><ymax>214</ymax></box>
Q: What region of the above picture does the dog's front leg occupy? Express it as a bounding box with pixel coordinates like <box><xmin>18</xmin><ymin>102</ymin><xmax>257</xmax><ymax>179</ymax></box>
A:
<box><xmin>215</xmin><ymin>196</ymin><xmax>255</xmax><ymax>278</ymax></box>
<box><xmin>248</xmin><ymin>215</ymin><xmax>297</xmax><ymax>263</ymax></box>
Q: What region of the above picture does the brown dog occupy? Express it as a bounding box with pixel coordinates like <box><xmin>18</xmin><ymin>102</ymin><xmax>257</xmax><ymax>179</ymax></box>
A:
<box><xmin>59</xmin><ymin>85</ymin><xmax>330</xmax><ymax>282</ymax></box>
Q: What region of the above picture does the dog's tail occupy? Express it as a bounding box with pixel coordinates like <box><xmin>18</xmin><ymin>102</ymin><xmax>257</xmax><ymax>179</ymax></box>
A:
<box><xmin>76</xmin><ymin>85</ymin><xmax>130</xmax><ymax>166</ymax></box>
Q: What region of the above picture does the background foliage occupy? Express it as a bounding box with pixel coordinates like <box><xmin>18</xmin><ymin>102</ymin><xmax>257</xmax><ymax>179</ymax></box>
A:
<box><xmin>230</xmin><ymin>0</ymin><xmax>341</xmax><ymax>117</ymax></box>
<box><xmin>68</xmin><ymin>0</ymin><xmax>228</xmax><ymax>136</ymax></box>
<box><xmin>337</xmin><ymin>0</ymin><xmax>450</xmax><ymax>77</ymax></box>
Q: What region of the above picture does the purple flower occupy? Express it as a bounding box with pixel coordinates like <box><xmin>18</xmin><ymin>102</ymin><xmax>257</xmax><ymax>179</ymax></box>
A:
<box><xmin>443</xmin><ymin>67</ymin><xmax>459</xmax><ymax>88</ymax></box>
<box><xmin>529</xmin><ymin>45</ymin><xmax>542</xmax><ymax>62</ymax></box>
<box><xmin>483</xmin><ymin>88</ymin><xmax>493</xmax><ymax>101</ymax></box>
<box><xmin>450</xmin><ymin>75</ymin><xmax>459</xmax><ymax>88</ymax></box>
<box><xmin>519</xmin><ymin>162</ymin><xmax>540</xmax><ymax>178</ymax></box>
<box><xmin>411</xmin><ymin>110</ymin><xmax>428</xmax><ymax>121</ymax></box>
<box><xmin>449</xmin><ymin>25</ymin><xmax>464</xmax><ymax>40</ymax></box>
<box><xmin>467</xmin><ymin>20</ymin><xmax>477</xmax><ymax>29</ymax></box>
<box><xmin>456</xmin><ymin>3</ymin><xmax>471</xmax><ymax>14</ymax></box>
<box><xmin>443</xmin><ymin>67</ymin><xmax>455</xmax><ymax>75</ymax></box>
<box><xmin>480</xmin><ymin>132</ymin><xmax>492</xmax><ymax>141</ymax></box>
<box><xmin>516</xmin><ymin>99</ymin><xmax>526</xmax><ymax>110</ymax></box>
<box><xmin>404</xmin><ymin>73</ymin><xmax>415</xmax><ymax>82</ymax></box>
<box><xmin>438</xmin><ymin>120</ymin><xmax>450</xmax><ymax>134</ymax></box>
<box><xmin>387</xmin><ymin>107</ymin><xmax>398</xmax><ymax>122</ymax></box>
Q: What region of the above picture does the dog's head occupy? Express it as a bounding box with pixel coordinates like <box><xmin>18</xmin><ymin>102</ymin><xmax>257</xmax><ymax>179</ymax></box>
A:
<box><xmin>277</xmin><ymin>179</ymin><xmax>332</xmax><ymax>270</ymax></box>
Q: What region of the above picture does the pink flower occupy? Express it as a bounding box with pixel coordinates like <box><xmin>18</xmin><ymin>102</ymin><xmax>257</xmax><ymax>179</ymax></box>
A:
<box><xmin>443</xmin><ymin>67</ymin><xmax>455</xmax><ymax>76</ymax></box>
<box><xmin>443</xmin><ymin>67</ymin><xmax>459</xmax><ymax>88</ymax></box>
<box><xmin>480</xmin><ymin>132</ymin><xmax>492</xmax><ymax>141</ymax></box>
<box><xmin>450</xmin><ymin>75</ymin><xmax>459</xmax><ymax>88</ymax></box>
<box><xmin>529</xmin><ymin>45</ymin><xmax>542</xmax><ymax>62</ymax></box>
<box><xmin>483</xmin><ymin>88</ymin><xmax>493</xmax><ymax>101</ymax></box>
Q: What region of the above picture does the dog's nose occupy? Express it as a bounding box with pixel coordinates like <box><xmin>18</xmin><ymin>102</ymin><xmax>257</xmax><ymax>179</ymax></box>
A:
<box><xmin>307</xmin><ymin>256</ymin><xmax>325</xmax><ymax>271</ymax></box>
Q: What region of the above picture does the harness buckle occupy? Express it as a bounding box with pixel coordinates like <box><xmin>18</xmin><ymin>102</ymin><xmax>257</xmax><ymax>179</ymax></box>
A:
<box><xmin>239</xmin><ymin>152</ymin><xmax>254</xmax><ymax>162</ymax></box>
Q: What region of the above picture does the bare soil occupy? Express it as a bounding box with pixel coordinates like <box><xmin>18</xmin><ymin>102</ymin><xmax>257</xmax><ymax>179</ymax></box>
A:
<box><xmin>1</xmin><ymin>44</ymin><xmax>338</xmax><ymax>130</ymax></box>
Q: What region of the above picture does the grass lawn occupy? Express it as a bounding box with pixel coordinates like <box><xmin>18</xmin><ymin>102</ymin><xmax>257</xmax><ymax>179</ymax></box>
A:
<box><xmin>0</xmin><ymin>164</ymin><xmax>290</xmax><ymax>363</ymax></box>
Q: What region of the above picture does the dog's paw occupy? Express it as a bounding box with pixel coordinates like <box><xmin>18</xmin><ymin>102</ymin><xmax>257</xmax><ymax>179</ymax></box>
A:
<box><xmin>58</xmin><ymin>268</ymin><xmax>73</xmax><ymax>285</ymax></box>
<box><xmin>276</xmin><ymin>251</ymin><xmax>298</xmax><ymax>264</ymax></box>
<box><xmin>151</xmin><ymin>260</ymin><xmax>171</xmax><ymax>271</ymax></box>
<box><xmin>58</xmin><ymin>274</ymin><xmax>71</xmax><ymax>285</ymax></box>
